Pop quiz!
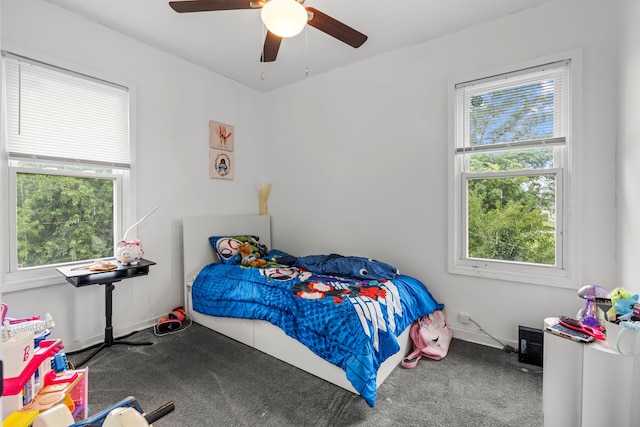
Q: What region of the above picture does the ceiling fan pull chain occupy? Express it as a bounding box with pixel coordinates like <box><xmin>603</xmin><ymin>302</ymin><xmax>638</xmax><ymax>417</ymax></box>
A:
<box><xmin>261</xmin><ymin>21</ymin><xmax>266</xmax><ymax>80</ymax></box>
<box><xmin>305</xmin><ymin>25</ymin><xmax>309</xmax><ymax>77</ymax></box>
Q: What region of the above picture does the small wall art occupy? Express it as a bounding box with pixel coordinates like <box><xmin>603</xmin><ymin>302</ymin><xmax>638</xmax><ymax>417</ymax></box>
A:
<box><xmin>209</xmin><ymin>119</ymin><xmax>235</xmax><ymax>180</ymax></box>
<box><xmin>210</xmin><ymin>149</ymin><xmax>234</xmax><ymax>180</ymax></box>
<box><xmin>209</xmin><ymin>120</ymin><xmax>234</xmax><ymax>152</ymax></box>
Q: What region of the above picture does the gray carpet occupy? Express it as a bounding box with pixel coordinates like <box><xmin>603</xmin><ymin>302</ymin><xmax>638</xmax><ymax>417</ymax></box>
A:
<box><xmin>67</xmin><ymin>322</ymin><xmax>543</xmax><ymax>426</ymax></box>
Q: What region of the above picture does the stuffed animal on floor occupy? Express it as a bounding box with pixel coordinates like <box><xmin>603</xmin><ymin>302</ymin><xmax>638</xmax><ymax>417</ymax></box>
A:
<box><xmin>238</xmin><ymin>242</ymin><xmax>267</xmax><ymax>268</ymax></box>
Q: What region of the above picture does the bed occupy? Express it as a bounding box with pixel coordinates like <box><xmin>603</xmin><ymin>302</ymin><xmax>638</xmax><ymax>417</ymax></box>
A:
<box><xmin>182</xmin><ymin>214</ymin><xmax>443</xmax><ymax>407</ymax></box>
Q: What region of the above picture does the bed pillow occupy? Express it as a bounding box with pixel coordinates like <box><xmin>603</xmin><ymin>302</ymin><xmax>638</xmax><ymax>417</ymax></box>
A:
<box><xmin>209</xmin><ymin>235</ymin><xmax>268</xmax><ymax>265</ymax></box>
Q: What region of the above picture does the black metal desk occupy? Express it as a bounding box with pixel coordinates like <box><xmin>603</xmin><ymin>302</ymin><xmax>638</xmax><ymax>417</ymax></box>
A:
<box><xmin>57</xmin><ymin>259</ymin><xmax>156</xmax><ymax>367</ymax></box>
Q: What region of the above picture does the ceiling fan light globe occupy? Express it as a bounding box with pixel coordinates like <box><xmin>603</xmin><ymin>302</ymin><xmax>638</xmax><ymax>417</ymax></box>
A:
<box><xmin>261</xmin><ymin>0</ymin><xmax>307</xmax><ymax>38</ymax></box>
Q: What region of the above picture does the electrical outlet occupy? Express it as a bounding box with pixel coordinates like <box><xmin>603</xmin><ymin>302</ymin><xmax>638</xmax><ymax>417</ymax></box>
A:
<box><xmin>459</xmin><ymin>312</ymin><xmax>471</xmax><ymax>324</ymax></box>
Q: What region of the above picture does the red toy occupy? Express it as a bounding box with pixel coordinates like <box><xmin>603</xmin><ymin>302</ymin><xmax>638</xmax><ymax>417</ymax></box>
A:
<box><xmin>156</xmin><ymin>307</ymin><xmax>186</xmax><ymax>334</ymax></box>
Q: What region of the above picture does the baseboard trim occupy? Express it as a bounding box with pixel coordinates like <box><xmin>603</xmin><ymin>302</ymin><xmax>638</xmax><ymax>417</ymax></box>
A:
<box><xmin>64</xmin><ymin>321</ymin><xmax>518</xmax><ymax>357</ymax></box>
<box><xmin>65</xmin><ymin>319</ymin><xmax>156</xmax><ymax>352</ymax></box>
<box><xmin>449</xmin><ymin>326</ymin><xmax>518</xmax><ymax>351</ymax></box>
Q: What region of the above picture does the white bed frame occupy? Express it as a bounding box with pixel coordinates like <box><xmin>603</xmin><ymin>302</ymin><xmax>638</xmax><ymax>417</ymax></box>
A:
<box><xmin>182</xmin><ymin>214</ymin><xmax>410</xmax><ymax>395</ymax></box>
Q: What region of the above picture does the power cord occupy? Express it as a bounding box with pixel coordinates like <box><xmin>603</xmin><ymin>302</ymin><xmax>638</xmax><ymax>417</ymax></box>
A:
<box><xmin>469</xmin><ymin>318</ymin><xmax>516</xmax><ymax>354</ymax></box>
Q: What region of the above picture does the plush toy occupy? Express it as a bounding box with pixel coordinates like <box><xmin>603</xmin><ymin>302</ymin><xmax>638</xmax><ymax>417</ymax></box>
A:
<box><xmin>238</xmin><ymin>243</ymin><xmax>267</xmax><ymax>268</ymax></box>
<box><xmin>609</xmin><ymin>287</ymin><xmax>633</xmax><ymax>306</ymax></box>
<box><xmin>615</xmin><ymin>294</ymin><xmax>639</xmax><ymax>321</ymax></box>
<box><xmin>277</xmin><ymin>253</ymin><xmax>399</xmax><ymax>280</ymax></box>
<box><xmin>608</xmin><ymin>287</ymin><xmax>635</xmax><ymax>321</ymax></box>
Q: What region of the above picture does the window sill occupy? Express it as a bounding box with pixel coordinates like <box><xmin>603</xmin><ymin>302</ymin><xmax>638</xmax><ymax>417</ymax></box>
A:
<box><xmin>2</xmin><ymin>268</ymin><xmax>70</xmax><ymax>293</ymax></box>
<box><xmin>449</xmin><ymin>263</ymin><xmax>579</xmax><ymax>290</ymax></box>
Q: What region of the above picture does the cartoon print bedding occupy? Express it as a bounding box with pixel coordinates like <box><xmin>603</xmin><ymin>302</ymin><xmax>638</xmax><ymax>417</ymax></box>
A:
<box><xmin>191</xmin><ymin>253</ymin><xmax>443</xmax><ymax>407</ymax></box>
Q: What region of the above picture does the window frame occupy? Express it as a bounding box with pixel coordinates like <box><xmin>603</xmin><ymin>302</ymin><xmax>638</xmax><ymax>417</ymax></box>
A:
<box><xmin>8</xmin><ymin>165</ymin><xmax>124</xmax><ymax>272</ymax></box>
<box><xmin>448</xmin><ymin>50</ymin><xmax>582</xmax><ymax>289</ymax></box>
<box><xmin>1</xmin><ymin>47</ymin><xmax>137</xmax><ymax>292</ymax></box>
<box><xmin>461</xmin><ymin>167</ymin><xmax>564</xmax><ymax>269</ymax></box>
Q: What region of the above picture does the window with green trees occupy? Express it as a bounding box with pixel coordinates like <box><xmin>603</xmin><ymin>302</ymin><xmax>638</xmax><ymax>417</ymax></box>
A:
<box><xmin>451</xmin><ymin>58</ymin><xmax>572</xmax><ymax>282</ymax></box>
<box><xmin>15</xmin><ymin>167</ymin><xmax>116</xmax><ymax>268</ymax></box>
<box><xmin>3</xmin><ymin>52</ymin><xmax>130</xmax><ymax>277</ymax></box>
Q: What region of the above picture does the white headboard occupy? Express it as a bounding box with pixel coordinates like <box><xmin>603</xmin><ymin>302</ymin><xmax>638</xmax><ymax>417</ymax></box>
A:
<box><xmin>182</xmin><ymin>215</ymin><xmax>271</xmax><ymax>284</ymax></box>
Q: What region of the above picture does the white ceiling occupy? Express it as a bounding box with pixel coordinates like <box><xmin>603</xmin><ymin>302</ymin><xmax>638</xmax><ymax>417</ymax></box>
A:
<box><xmin>43</xmin><ymin>0</ymin><xmax>551</xmax><ymax>92</ymax></box>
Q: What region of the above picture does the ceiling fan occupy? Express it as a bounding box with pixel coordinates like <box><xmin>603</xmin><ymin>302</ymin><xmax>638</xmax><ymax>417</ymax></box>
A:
<box><xmin>168</xmin><ymin>0</ymin><xmax>368</xmax><ymax>63</ymax></box>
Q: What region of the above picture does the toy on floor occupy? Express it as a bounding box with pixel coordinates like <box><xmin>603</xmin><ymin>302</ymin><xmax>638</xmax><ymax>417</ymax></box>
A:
<box><xmin>31</xmin><ymin>396</ymin><xmax>174</xmax><ymax>427</ymax></box>
<box><xmin>156</xmin><ymin>307</ymin><xmax>183</xmax><ymax>333</ymax></box>
<box><xmin>154</xmin><ymin>306</ymin><xmax>192</xmax><ymax>336</ymax></box>
<box><xmin>238</xmin><ymin>242</ymin><xmax>267</xmax><ymax>268</ymax></box>
<box><xmin>102</xmin><ymin>400</ymin><xmax>174</xmax><ymax>427</ymax></box>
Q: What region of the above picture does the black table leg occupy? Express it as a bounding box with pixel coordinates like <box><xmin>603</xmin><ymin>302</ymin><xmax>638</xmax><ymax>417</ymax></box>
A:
<box><xmin>75</xmin><ymin>282</ymin><xmax>152</xmax><ymax>367</ymax></box>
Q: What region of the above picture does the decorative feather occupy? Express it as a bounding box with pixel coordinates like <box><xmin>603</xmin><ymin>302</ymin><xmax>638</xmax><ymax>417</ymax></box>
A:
<box><xmin>258</xmin><ymin>183</ymin><xmax>271</xmax><ymax>215</ymax></box>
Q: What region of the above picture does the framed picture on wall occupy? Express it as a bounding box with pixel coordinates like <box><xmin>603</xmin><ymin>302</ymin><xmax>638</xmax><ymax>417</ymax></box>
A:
<box><xmin>209</xmin><ymin>120</ymin><xmax>234</xmax><ymax>152</ymax></box>
<box><xmin>210</xmin><ymin>149</ymin><xmax>234</xmax><ymax>180</ymax></box>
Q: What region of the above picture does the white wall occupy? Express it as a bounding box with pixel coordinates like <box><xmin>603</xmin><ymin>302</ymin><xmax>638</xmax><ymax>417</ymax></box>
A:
<box><xmin>1</xmin><ymin>0</ymin><xmax>266</xmax><ymax>350</ymax></box>
<box><xmin>264</xmin><ymin>0</ymin><xmax>619</xmax><ymax>348</ymax></box>
<box><xmin>0</xmin><ymin>0</ymin><xmax>624</xmax><ymax>352</ymax></box>
<box><xmin>616</xmin><ymin>1</ymin><xmax>640</xmax><ymax>290</ymax></box>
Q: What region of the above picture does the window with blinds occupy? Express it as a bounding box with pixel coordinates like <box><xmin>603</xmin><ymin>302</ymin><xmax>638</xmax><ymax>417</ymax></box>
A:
<box><xmin>455</xmin><ymin>60</ymin><xmax>568</xmax><ymax>158</ymax></box>
<box><xmin>449</xmin><ymin>55</ymin><xmax>577</xmax><ymax>286</ymax></box>
<box><xmin>3</xmin><ymin>52</ymin><xmax>131</xmax><ymax>275</ymax></box>
<box><xmin>4</xmin><ymin>52</ymin><xmax>130</xmax><ymax>167</ymax></box>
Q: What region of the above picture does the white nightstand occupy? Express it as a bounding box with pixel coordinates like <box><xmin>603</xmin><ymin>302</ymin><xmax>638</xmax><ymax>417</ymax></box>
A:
<box><xmin>543</xmin><ymin>317</ymin><xmax>640</xmax><ymax>427</ymax></box>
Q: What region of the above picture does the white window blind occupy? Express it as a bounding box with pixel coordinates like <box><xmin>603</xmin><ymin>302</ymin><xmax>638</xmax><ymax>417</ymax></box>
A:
<box><xmin>455</xmin><ymin>60</ymin><xmax>569</xmax><ymax>155</ymax></box>
<box><xmin>3</xmin><ymin>52</ymin><xmax>130</xmax><ymax>168</ymax></box>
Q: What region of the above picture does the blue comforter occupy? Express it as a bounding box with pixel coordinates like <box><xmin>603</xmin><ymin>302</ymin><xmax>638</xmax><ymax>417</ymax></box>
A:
<box><xmin>192</xmin><ymin>260</ymin><xmax>443</xmax><ymax>407</ymax></box>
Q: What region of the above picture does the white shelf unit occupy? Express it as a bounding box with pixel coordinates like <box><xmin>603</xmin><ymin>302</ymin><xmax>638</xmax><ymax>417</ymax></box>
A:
<box><xmin>543</xmin><ymin>317</ymin><xmax>640</xmax><ymax>427</ymax></box>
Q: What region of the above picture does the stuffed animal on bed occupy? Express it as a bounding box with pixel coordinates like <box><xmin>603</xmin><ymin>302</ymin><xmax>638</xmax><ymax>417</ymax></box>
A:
<box><xmin>277</xmin><ymin>253</ymin><xmax>399</xmax><ymax>280</ymax></box>
<box><xmin>238</xmin><ymin>243</ymin><xmax>267</xmax><ymax>268</ymax></box>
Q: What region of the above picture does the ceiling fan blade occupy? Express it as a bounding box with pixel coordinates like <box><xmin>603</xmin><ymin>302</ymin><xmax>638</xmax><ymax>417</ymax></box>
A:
<box><xmin>260</xmin><ymin>31</ymin><xmax>283</xmax><ymax>62</ymax></box>
<box><xmin>169</xmin><ymin>0</ymin><xmax>256</xmax><ymax>13</ymax></box>
<box><xmin>305</xmin><ymin>7</ymin><xmax>367</xmax><ymax>48</ymax></box>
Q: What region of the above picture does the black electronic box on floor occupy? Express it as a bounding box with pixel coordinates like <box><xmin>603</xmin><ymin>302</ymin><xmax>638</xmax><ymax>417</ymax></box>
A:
<box><xmin>518</xmin><ymin>325</ymin><xmax>544</xmax><ymax>367</ymax></box>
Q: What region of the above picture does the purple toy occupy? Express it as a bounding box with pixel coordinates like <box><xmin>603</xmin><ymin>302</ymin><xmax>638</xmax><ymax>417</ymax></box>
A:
<box><xmin>577</xmin><ymin>285</ymin><xmax>609</xmax><ymax>328</ymax></box>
